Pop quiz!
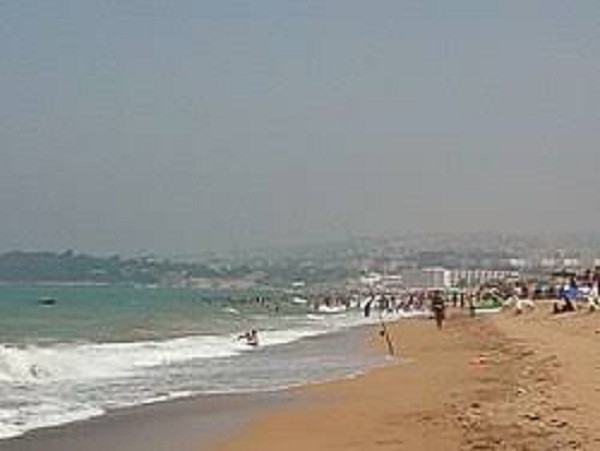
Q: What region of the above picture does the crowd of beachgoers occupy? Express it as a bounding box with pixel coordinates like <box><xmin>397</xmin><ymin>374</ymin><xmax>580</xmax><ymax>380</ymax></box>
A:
<box><xmin>216</xmin><ymin>270</ymin><xmax>600</xmax><ymax>451</ymax></box>
<box><xmin>295</xmin><ymin>268</ymin><xmax>600</xmax><ymax>322</ymax></box>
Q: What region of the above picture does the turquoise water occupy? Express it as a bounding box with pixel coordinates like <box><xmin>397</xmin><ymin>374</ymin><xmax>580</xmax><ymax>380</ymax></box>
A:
<box><xmin>0</xmin><ymin>285</ymin><xmax>282</xmax><ymax>343</ymax></box>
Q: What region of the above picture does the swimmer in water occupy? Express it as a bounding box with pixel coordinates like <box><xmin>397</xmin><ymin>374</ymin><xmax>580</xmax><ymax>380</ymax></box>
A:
<box><xmin>238</xmin><ymin>329</ymin><xmax>259</xmax><ymax>346</ymax></box>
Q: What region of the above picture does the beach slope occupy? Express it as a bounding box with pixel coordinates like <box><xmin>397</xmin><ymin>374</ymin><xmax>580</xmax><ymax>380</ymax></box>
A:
<box><xmin>212</xmin><ymin>309</ymin><xmax>600</xmax><ymax>450</ymax></box>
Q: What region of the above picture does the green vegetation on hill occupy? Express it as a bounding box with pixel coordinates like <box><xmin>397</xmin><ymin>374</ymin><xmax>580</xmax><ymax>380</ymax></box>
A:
<box><xmin>0</xmin><ymin>251</ymin><xmax>217</xmax><ymax>285</ymax></box>
<box><xmin>0</xmin><ymin>250</ymin><xmax>355</xmax><ymax>287</ymax></box>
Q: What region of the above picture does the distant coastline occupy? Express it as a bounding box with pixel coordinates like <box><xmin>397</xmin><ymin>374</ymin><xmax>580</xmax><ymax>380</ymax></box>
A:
<box><xmin>0</xmin><ymin>247</ymin><xmax>363</xmax><ymax>288</ymax></box>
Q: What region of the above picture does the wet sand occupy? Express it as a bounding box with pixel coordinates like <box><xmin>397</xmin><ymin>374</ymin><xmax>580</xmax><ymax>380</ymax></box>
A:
<box><xmin>2</xmin><ymin>392</ymin><xmax>291</xmax><ymax>451</ymax></box>
<box><xmin>212</xmin><ymin>306</ymin><xmax>600</xmax><ymax>450</ymax></box>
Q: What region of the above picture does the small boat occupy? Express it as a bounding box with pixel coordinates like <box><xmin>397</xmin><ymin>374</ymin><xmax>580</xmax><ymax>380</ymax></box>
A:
<box><xmin>38</xmin><ymin>298</ymin><xmax>57</xmax><ymax>306</ymax></box>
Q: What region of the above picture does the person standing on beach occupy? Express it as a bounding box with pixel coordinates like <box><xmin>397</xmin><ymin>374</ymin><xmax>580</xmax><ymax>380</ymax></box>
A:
<box><xmin>431</xmin><ymin>291</ymin><xmax>446</xmax><ymax>330</ymax></box>
<box><xmin>363</xmin><ymin>297</ymin><xmax>373</xmax><ymax>317</ymax></box>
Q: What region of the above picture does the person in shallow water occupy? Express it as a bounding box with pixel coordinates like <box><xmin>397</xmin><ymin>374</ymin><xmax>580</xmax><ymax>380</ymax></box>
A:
<box><xmin>238</xmin><ymin>329</ymin><xmax>259</xmax><ymax>346</ymax></box>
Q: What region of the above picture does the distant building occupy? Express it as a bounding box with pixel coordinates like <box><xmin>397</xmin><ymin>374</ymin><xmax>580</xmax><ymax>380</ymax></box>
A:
<box><xmin>360</xmin><ymin>272</ymin><xmax>382</xmax><ymax>286</ymax></box>
<box><xmin>377</xmin><ymin>266</ymin><xmax>519</xmax><ymax>290</ymax></box>
<box><xmin>401</xmin><ymin>267</ymin><xmax>449</xmax><ymax>290</ymax></box>
<box><xmin>508</xmin><ymin>258</ymin><xmax>527</xmax><ymax>269</ymax></box>
<box><xmin>540</xmin><ymin>258</ymin><xmax>558</xmax><ymax>269</ymax></box>
<box><xmin>562</xmin><ymin>258</ymin><xmax>580</xmax><ymax>269</ymax></box>
<box><xmin>448</xmin><ymin>269</ymin><xmax>516</xmax><ymax>287</ymax></box>
<box><xmin>379</xmin><ymin>274</ymin><xmax>405</xmax><ymax>290</ymax></box>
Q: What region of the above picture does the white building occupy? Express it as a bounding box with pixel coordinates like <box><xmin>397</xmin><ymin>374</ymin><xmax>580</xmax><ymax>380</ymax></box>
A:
<box><xmin>448</xmin><ymin>269</ymin><xmax>517</xmax><ymax>288</ymax></box>
<box><xmin>562</xmin><ymin>258</ymin><xmax>580</xmax><ymax>268</ymax></box>
<box><xmin>399</xmin><ymin>267</ymin><xmax>518</xmax><ymax>290</ymax></box>
<box><xmin>360</xmin><ymin>272</ymin><xmax>382</xmax><ymax>287</ymax></box>
<box><xmin>508</xmin><ymin>258</ymin><xmax>527</xmax><ymax>269</ymax></box>
<box><xmin>401</xmin><ymin>267</ymin><xmax>449</xmax><ymax>290</ymax></box>
<box><xmin>540</xmin><ymin>258</ymin><xmax>557</xmax><ymax>269</ymax></box>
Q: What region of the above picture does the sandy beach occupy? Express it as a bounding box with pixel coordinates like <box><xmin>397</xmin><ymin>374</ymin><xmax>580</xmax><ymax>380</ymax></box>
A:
<box><xmin>212</xmin><ymin>306</ymin><xmax>600</xmax><ymax>450</ymax></box>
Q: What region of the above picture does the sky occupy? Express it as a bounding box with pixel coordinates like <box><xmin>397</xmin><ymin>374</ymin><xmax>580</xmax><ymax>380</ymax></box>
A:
<box><xmin>2</xmin><ymin>1</ymin><xmax>600</xmax><ymax>255</ymax></box>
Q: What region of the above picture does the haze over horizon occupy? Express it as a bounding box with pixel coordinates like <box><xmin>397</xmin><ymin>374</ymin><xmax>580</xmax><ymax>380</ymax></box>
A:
<box><xmin>2</xmin><ymin>1</ymin><xmax>600</xmax><ymax>255</ymax></box>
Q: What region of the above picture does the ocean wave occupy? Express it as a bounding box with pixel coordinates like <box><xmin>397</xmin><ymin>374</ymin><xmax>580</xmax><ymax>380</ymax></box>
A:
<box><xmin>0</xmin><ymin>324</ymin><xmax>336</xmax><ymax>386</ymax></box>
<box><xmin>0</xmin><ymin>336</ymin><xmax>235</xmax><ymax>384</ymax></box>
<box><xmin>0</xmin><ymin>309</ymin><xmax>387</xmax><ymax>441</ymax></box>
<box><xmin>0</xmin><ymin>401</ymin><xmax>104</xmax><ymax>440</ymax></box>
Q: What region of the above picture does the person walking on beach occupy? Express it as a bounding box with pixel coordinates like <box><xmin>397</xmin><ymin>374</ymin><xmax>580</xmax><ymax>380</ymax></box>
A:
<box><xmin>431</xmin><ymin>291</ymin><xmax>446</xmax><ymax>330</ymax></box>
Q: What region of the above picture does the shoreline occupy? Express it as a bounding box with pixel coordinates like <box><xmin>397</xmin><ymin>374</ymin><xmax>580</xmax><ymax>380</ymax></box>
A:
<box><xmin>6</xmin><ymin>306</ymin><xmax>600</xmax><ymax>450</ymax></box>
<box><xmin>212</xmin><ymin>306</ymin><xmax>600</xmax><ymax>450</ymax></box>
<box><xmin>211</xmin><ymin>313</ymin><xmax>473</xmax><ymax>450</ymax></box>
<box><xmin>1</xmin><ymin>391</ymin><xmax>294</xmax><ymax>451</ymax></box>
<box><xmin>1</xmin><ymin>323</ymin><xmax>382</xmax><ymax>450</ymax></box>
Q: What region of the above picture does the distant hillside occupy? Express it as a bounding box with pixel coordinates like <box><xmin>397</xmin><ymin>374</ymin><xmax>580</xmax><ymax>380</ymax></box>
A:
<box><xmin>0</xmin><ymin>251</ymin><xmax>216</xmax><ymax>285</ymax></box>
<box><xmin>0</xmin><ymin>251</ymin><xmax>355</xmax><ymax>287</ymax></box>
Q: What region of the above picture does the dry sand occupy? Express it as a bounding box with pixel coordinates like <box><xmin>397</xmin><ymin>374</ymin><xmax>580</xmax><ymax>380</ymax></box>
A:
<box><xmin>211</xmin><ymin>306</ymin><xmax>600</xmax><ymax>450</ymax></box>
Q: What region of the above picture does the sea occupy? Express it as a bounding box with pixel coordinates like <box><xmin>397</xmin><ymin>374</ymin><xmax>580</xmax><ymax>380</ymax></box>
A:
<box><xmin>0</xmin><ymin>284</ymin><xmax>396</xmax><ymax>441</ymax></box>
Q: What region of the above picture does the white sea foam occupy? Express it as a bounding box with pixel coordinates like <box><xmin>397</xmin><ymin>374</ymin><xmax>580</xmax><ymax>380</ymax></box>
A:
<box><xmin>137</xmin><ymin>390</ymin><xmax>195</xmax><ymax>406</ymax></box>
<box><xmin>0</xmin><ymin>325</ymin><xmax>339</xmax><ymax>386</ymax></box>
<box><xmin>0</xmin><ymin>402</ymin><xmax>104</xmax><ymax>440</ymax></box>
<box><xmin>0</xmin><ymin>335</ymin><xmax>244</xmax><ymax>384</ymax></box>
<box><xmin>0</xmin><ymin>308</ymin><xmax>391</xmax><ymax>441</ymax></box>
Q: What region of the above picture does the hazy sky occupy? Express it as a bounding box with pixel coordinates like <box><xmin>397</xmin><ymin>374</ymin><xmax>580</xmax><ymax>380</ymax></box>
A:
<box><xmin>2</xmin><ymin>1</ymin><xmax>600</xmax><ymax>254</ymax></box>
